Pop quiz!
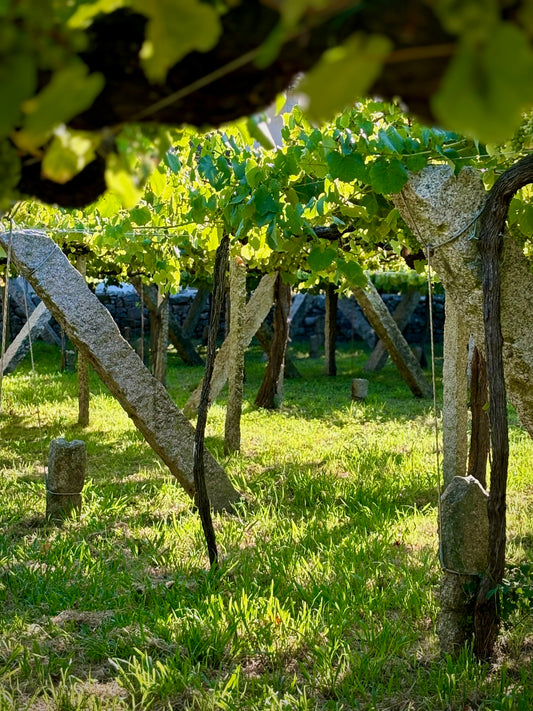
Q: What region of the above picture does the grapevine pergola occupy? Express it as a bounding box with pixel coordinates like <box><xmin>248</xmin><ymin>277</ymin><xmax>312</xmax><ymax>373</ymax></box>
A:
<box><xmin>1</xmin><ymin>0</ymin><xmax>532</xmax><ymax>210</ymax></box>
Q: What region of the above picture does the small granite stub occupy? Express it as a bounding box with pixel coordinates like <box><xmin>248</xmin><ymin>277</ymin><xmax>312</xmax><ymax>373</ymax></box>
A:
<box><xmin>440</xmin><ymin>475</ymin><xmax>489</xmax><ymax>575</ymax></box>
<box><xmin>351</xmin><ymin>378</ymin><xmax>369</xmax><ymax>401</ymax></box>
<box><xmin>46</xmin><ymin>438</ymin><xmax>87</xmax><ymax>523</ymax></box>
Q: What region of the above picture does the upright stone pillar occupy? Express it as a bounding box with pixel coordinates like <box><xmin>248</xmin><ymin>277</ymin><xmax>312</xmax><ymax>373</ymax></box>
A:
<box><xmin>442</xmin><ymin>298</ymin><xmax>470</xmax><ymax>487</ymax></box>
<box><xmin>437</xmin><ymin>475</ymin><xmax>489</xmax><ymax>654</ymax></box>
<box><xmin>394</xmin><ymin>165</ymin><xmax>533</xmax><ymax>438</ymax></box>
<box><xmin>46</xmin><ymin>438</ymin><xmax>86</xmax><ymax>523</ymax></box>
<box><xmin>76</xmin><ymin>253</ymin><xmax>90</xmax><ymax>427</ymax></box>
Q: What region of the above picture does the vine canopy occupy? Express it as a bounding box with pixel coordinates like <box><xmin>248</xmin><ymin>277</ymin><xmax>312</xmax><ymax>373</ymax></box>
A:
<box><xmin>1</xmin><ymin>0</ymin><xmax>533</xmax><ymax>209</ymax></box>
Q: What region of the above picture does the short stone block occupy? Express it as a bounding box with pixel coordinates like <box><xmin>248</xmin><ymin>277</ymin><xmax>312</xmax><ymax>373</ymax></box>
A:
<box><xmin>440</xmin><ymin>475</ymin><xmax>489</xmax><ymax>575</ymax></box>
<box><xmin>351</xmin><ymin>378</ymin><xmax>369</xmax><ymax>401</ymax></box>
<box><xmin>46</xmin><ymin>438</ymin><xmax>86</xmax><ymax>523</ymax></box>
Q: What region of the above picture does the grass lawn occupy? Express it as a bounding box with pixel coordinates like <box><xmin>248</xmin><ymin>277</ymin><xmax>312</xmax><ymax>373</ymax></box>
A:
<box><xmin>0</xmin><ymin>341</ymin><xmax>531</xmax><ymax>710</ymax></box>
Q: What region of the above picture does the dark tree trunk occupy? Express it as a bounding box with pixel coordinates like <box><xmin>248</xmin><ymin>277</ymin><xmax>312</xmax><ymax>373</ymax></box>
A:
<box><xmin>182</xmin><ymin>287</ymin><xmax>209</xmax><ymax>339</ymax></box>
<box><xmin>324</xmin><ymin>284</ymin><xmax>338</xmax><ymax>376</ymax></box>
<box><xmin>474</xmin><ymin>153</ymin><xmax>533</xmax><ymax>659</ymax></box>
<box><xmin>194</xmin><ymin>236</ymin><xmax>230</xmax><ymax>567</ymax></box>
<box><xmin>467</xmin><ymin>345</ymin><xmax>489</xmax><ymax>489</ymax></box>
<box><xmin>255</xmin><ymin>321</ymin><xmax>301</xmax><ymax>379</ymax></box>
<box><xmin>254</xmin><ymin>275</ymin><xmax>291</xmax><ymax>409</ymax></box>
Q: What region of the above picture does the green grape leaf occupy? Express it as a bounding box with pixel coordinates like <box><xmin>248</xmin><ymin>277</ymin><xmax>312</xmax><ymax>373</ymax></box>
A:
<box><xmin>254</xmin><ymin>184</ymin><xmax>279</xmax><ymax>216</ymax></box>
<box><xmin>41</xmin><ymin>131</ymin><xmax>98</xmax><ymax>184</ymax></box>
<box><xmin>266</xmin><ymin>222</ymin><xmax>278</xmax><ymax>250</ymax></box>
<box><xmin>369</xmin><ymin>158</ymin><xmax>408</xmax><ymax>194</ymax></box>
<box><xmin>337</xmin><ymin>259</ymin><xmax>366</xmax><ymax>286</ymax></box>
<box><xmin>131</xmin><ymin>206</ymin><xmax>152</xmax><ymax>225</ymax></box>
<box><xmin>0</xmin><ymin>52</ymin><xmax>36</xmax><ymax>138</ymax></box>
<box><xmin>284</xmin><ymin>204</ymin><xmax>304</xmax><ymax>233</ymax></box>
<box><xmin>405</xmin><ymin>153</ymin><xmax>428</xmax><ymax>173</ymax></box>
<box><xmin>19</xmin><ymin>62</ymin><xmax>104</xmax><ymax>149</ymax></box>
<box><xmin>164</xmin><ymin>151</ymin><xmax>181</xmax><ymax>173</ymax></box>
<box><xmin>68</xmin><ymin>0</ymin><xmax>127</xmax><ymax>26</ymax></box>
<box><xmin>95</xmin><ymin>191</ymin><xmax>122</xmax><ymax>218</ymax></box>
<box><xmin>327</xmin><ymin>152</ymin><xmax>368</xmax><ymax>183</ymax></box>
<box><xmin>149</xmin><ymin>167</ymin><xmax>167</xmax><ymax>197</ymax></box>
<box><xmin>135</xmin><ymin>0</ymin><xmax>221</xmax><ymax>82</ymax></box>
<box><xmin>432</xmin><ymin>23</ymin><xmax>533</xmax><ymax>143</ymax></box>
<box><xmin>198</xmin><ymin>154</ymin><xmax>217</xmax><ymax>184</ymax></box>
<box><xmin>308</xmin><ymin>246</ymin><xmax>337</xmax><ymax>272</ymax></box>
<box><xmin>105</xmin><ymin>155</ymin><xmax>142</xmax><ymax>208</ymax></box>
<box><xmin>377</xmin><ymin>127</ymin><xmax>404</xmax><ymax>154</ymax></box>
<box><xmin>245</xmin><ymin>163</ymin><xmax>263</xmax><ymax>190</ymax></box>
<box><xmin>300</xmin><ymin>33</ymin><xmax>392</xmax><ymax>122</ymax></box>
<box><xmin>517</xmin><ymin>202</ymin><xmax>533</xmax><ymax>235</ymax></box>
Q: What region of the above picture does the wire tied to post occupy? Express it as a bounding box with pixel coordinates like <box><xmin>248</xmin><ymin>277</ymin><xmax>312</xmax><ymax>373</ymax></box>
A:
<box><xmin>398</xmin><ymin>189</ymin><xmax>485</xmax><ymax>577</ymax></box>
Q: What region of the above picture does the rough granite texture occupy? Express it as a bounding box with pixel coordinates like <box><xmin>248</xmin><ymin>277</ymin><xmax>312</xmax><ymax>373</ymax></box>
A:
<box><xmin>442</xmin><ymin>298</ymin><xmax>470</xmax><ymax>486</ymax></box>
<box><xmin>437</xmin><ymin>572</ymin><xmax>478</xmax><ymax>655</ymax></box>
<box><xmin>353</xmin><ymin>278</ymin><xmax>433</xmax><ymax>398</ymax></box>
<box><xmin>395</xmin><ymin>165</ymin><xmax>533</xmax><ymax>438</ymax></box>
<box><xmin>440</xmin><ymin>475</ymin><xmax>489</xmax><ymax>575</ymax></box>
<box><xmin>46</xmin><ymin>438</ymin><xmax>86</xmax><ymax>521</ymax></box>
<box><xmin>0</xmin><ymin>230</ymin><xmax>240</xmax><ymax>513</ymax></box>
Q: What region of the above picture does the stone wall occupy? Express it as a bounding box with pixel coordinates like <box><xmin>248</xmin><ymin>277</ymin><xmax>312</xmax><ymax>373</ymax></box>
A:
<box><xmin>0</xmin><ymin>281</ymin><xmax>444</xmax><ymax>348</ymax></box>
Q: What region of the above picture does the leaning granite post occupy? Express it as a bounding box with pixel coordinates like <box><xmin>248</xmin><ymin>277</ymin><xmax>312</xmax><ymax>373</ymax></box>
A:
<box><xmin>438</xmin><ymin>475</ymin><xmax>489</xmax><ymax>654</ymax></box>
<box><xmin>131</xmin><ymin>277</ymin><xmax>203</xmax><ymax>367</ymax></box>
<box><xmin>1</xmin><ymin>301</ymin><xmax>53</xmax><ymax>374</ymax></box>
<box><xmin>0</xmin><ymin>230</ymin><xmax>240</xmax><ymax>513</ymax></box>
<box><xmin>46</xmin><ymin>438</ymin><xmax>86</xmax><ymax>523</ymax></box>
<box><xmin>353</xmin><ymin>278</ymin><xmax>433</xmax><ymax>398</ymax></box>
<box><xmin>365</xmin><ymin>290</ymin><xmax>421</xmax><ymax>372</ymax></box>
<box><xmin>8</xmin><ymin>278</ymin><xmax>61</xmax><ymax>346</ymax></box>
<box><xmin>224</xmin><ymin>256</ymin><xmax>247</xmax><ymax>453</ymax></box>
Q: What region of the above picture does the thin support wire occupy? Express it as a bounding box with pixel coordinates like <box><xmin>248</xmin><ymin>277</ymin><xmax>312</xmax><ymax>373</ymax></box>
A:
<box><xmin>0</xmin><ymin>219</ymin><xmax>14</xmax><ymax>412</ymax></box>
<box><xmin>139</xmin><ymin>281</ymin><xmax>145</xmax><ymax>365</ymax></box>
<box><xmin>399</xmin><ymin>189</ymin><xmax>469</xmax><ymax>576</ymax></box>
<box><xmin>21</xmin><ymin>279</ymin><xmax>47</xmax><ymax>486</ymax></box>
<box><xmin>424</xmin><ymin>245</ymin><xmax>450</xmax><ymax>573</ymax></box>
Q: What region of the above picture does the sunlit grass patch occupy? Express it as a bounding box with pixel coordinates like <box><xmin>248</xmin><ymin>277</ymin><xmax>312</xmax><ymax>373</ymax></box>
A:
<box><xmin>0</xmin><ymin>342</ymin><xmax>531</xmax><ymax>710</ymax></box>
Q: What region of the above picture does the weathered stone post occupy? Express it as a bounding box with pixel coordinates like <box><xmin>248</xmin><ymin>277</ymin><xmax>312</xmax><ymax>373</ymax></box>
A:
<box><xmin>352</xmin><ymin>278</ymin><xmax>433</xmax><ymax>398</ymax></box>
<box><xmin>46</xmin><ymin>438</ymin><xmax>86</xmax><ymax>523</ymax></box>
<box><xmin>442</xmin><ymin>298</ymin><xmax>469</xmax><ymax>489</ymax></box>
<box><xmin>351</xmin><ymin>378</ymin><xmax>369</xmax><ymax>401</ymax></box>
<box><xmin>76</xmin><ymin>253</ymin><xmax>90</xmax><ymax>427</ymax></box>
<box><xmin>438</xmin><ymin>475</ymin><xmax>489</xmax><ymax>654</ymax></box>
<box><xmin>0</xmin><ymin>229</ymin><xmax>240</xmax><ymax>512</ymax></box>
<box><xmin>309</xmin><ymin>333</ymin><xmax>319</xmax><ymax>358</ymax></box>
